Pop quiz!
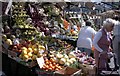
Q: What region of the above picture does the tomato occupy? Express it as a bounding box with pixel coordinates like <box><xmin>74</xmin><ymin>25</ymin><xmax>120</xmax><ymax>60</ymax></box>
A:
<box><xmin>55</xmin><ymin>68</ymin><xmax>59</xmax><ymax>71</ymax></box>
<box><xmin>49</xmin><ymin>67</ymin><xmax>52</xmax><ymax>70</ymax></box>
<box><xmin>45</xmin><ymin>65</ymin><xmax>49</xmax><ymax>68</ymax></box>
<box><xmin>45</xmin><ymin>69</ymin><xmax>48</xmax><ymax>71</ymax></box>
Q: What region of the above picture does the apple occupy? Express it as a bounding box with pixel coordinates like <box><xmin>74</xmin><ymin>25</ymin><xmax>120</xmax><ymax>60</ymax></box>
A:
<box><xmin>13</xmin><ymin>45</ymin><xmax>17</xmax><ymax>49</ymax></box>
<box><xmin>28</xmin><ymin>44</ymin><xmax>32</xmax><ymax>48</ymax></box>
<box><xmin>19</xmin><ymin>54</ymin><xmax>23</xmax><ymax>59</ymax></box>
<box><xmin>22</xmin><ymin>50</ymin><xmax>28</xmax><ymax>55</ymax></box>
<box><xmin>28</xmin><ymin>52</ymin><xmax>33</xmax><ymax>57</ymax></box>
<box><xmin>16</xmin><ymin>44</ymin><xmax>22</xmax><ymax>50</ymax></box>
<box><xmin>10</xmin><ymin>35</ymin><xmax>16</xmax><ymax>40</ymax></box>
<box><xmin>33</xmin><ymin>48</ymin><xmax>38</xmax><ymax>54</ymax></box>
<box><xmin>23</xmin><ymin>55</ymin><xmax>29</xmax><ymax>60</ymax></box>
<box><xmin>6</xmin><ymin>39</ymin><xmax>13</xmax><ymax>45</ymax></box>
<box><xmin>39</xmin><ymin>45</ymin><xmax>45</xmax><ymax>50</ymax></box>
<box><xmin>2</xmin><ymin>34</ymin><xmax>7</xmax><ymax>40</ymax></box>
<box><xmin>37</xmin><ymin>53</ymin><xmax>42</xmax><ymax>58</ymax></box>
<box><xmin>32</xmin><ymin>55</ymin><xmax>37</xmax><ymax>60</ymax></box>
<box><xmin>28</xmin><ymin>48</ymin><xmax>33</xmax><ymax>52</ymax></box>
<box><xmin>21</xmin><ymin>47</ymin><xmax>27</xmax><ymax>51</ymax></box>
<box><xmin>32</xmin><ymin>45</ymin><xmax>37</xmax><ymax>50</ymax></box>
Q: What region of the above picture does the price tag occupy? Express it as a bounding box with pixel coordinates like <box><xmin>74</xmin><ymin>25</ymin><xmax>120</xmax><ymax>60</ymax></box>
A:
<box><xmin>13</xmin><ymin>38</ymin><xmax>20</xmax><ymax>45</ymax></box>
<box><xmin>52</xmin><ymin>34</ymin><xmax>56</xmax><ymax>38</ymax></box>
<box><xmin>75</xmin><ymin>47</ymin><xmax>78</xmax><ymax>52</ymax></box>
<box><xmin>60</xmin><ymin>23</ymin><xmax>64</xmax><ymax>28</ymax></box>
<box><xmin>36</xmin><ymin>57</ymin><xmax>45</xmax><ymax>68</ymax></box>
<box><xmin>42</xmin><ymin>32</ymin><xmax>45</xmax><ymax>37</ymax></box>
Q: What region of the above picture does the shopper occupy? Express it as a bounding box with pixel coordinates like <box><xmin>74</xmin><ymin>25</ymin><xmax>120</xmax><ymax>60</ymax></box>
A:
<box><xmin>77</xmin><ymin>20</ymin><xmax>96</xmax><ymax>56</ymax></box>
<box><xmin>112</xmin><ymin>15</ymin><xmax>120</xmax><ymax>68</ymax></box>
<box><xmin>93</xmin><ymin>18</ymin><xmax>116</xmax><ymax>71</ymax></box>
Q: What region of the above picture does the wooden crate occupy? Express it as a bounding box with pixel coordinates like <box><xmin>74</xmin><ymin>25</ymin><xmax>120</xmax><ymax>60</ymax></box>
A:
<box><xmin>54</xmin><ymin>66</ymin><xmax>82</xmax><ymax>76</ymax></box>
<box><xmin>79</xmin><ymin>63</ymin><xmax>96</xmax><ymax>76</ymax></box>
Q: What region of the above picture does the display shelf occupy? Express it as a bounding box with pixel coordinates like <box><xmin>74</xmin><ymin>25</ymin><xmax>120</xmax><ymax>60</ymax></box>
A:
<box><xmin>2</xmin><ymin>48</ymin><xmax>38</xmax><ymax>68</ymax></box>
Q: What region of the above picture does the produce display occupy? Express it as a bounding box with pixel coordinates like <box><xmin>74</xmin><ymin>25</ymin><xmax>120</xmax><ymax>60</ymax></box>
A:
<box><xmin>46</xmin><ymin>37</ymin><xmax>74</xmax><ymax>53</ymax></box>
<box><xmin>2</xmin><ymin>2</ymin><xmax>97</xmax><ymax>76</ymax></box>
<box><xmin>11</xmin><ymin>2</ymin><xmax>43</xmax><ymax>41</ymax></box>
<box><xmin>12</xmin><ymin>3</ymin><xmax>30</xmax><ymax>28</ymax></box>
<box><xmin>17</xmin><ymin>41</ymin><xmax>46</xmax><ymax>61</ymax></box>
<box><xmin>23</xmin><ymin>2</ymin><xmax>80</xmax><ymax>39</ymax></box>
<box><xmin>4</xmin><ymin>38</ymin><xmax>13</xmax><ymax>46</ymax></box>
<box><xmin>73</xmin><ymin>51</ymin><xmax>95</xmax><ymax>65</ymax></box>
<box><xmin>42</xmin><ymin>58</ymin><xmax>63</xmax><ymax>71</ymax></box>
<box><xmin>48</xmin><ymin>51</ymin><xmax>77</xmax><ymax>65</ymax></box>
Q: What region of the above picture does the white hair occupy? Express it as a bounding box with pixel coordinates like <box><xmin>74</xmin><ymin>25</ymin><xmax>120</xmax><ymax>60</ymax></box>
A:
<box><xmin>103</xmin><ymin>18</ymin><xmax>116</xmax><ymax>27</ymax></box>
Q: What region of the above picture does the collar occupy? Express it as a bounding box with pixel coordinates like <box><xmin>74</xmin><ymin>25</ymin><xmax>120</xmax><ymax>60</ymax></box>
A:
<box><xmin>105</xmin><ymin>29</ymin><xmax>107</xmax><ymax>33</ymax></box>
<box><xmin>104</xmin><ymin>28</ymin><xmax>110</xmax><ymax>36</ymax></box>
<box><xmin>102</xmin><ymin>28</ymin><xmax>107</xmax><ymax>35</ymax></box>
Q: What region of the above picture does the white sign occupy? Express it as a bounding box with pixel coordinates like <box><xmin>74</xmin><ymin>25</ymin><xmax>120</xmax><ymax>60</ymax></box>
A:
<box><xmin>36</xmin><ymin>57</ymin><xmax>45</xmax><ymax>68</ymax></box>
<box><xmin>5</xmin><ymin>0</ymin><xmax>12</xmax><ymax>15</ymax></box>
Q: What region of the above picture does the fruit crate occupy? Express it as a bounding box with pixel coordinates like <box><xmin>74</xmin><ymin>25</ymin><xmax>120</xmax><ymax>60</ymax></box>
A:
<box><xmin>18</xmin><ymin>60</ymin><xmax>38</xmax><ymax>68</ymax></box>
<box><xmin>79</xmin><ymin>63</ymin><xmax>96</xmax><ymax>76</ymax></box>
<box><xmin>2</xmin><ymin>40</ymin><xmax>10</xmax><ymax>54</ymax></box>
<box><xmin>35</xmin><ymin>67</ymin><xmax>82</xmax><ymax>76</ymax></box>
<box><xmin>3</xmin><ymin>47</ymin><xmax>38</xmax><ymax>69</ymax></box>
<box><xmin>54</xmin><ymin>66</ymin><xmax>82</xmax><ymax>76</ymax></box>
<box><xmin>7</xmin><ymin>50</ymin><xmax>38</xmax><ymax>68</ymax></box>
<box><xmin>35</xmin><ymin>67</ymin><xmax>54</xmax><ymax>76</ymax></box>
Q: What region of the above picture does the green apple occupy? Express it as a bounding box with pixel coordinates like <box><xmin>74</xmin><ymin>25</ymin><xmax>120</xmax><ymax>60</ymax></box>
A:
<box><xmin>2</xmin><ymin>34</ymin><xmax>7</xmax><ymax>40</ymax></box>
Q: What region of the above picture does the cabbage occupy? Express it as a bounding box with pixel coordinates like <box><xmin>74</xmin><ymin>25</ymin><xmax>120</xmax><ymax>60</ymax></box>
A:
<box><xmin>56</xmin><ymin>53</ymin><xmax>63</xmax><ymax>58</ymax></box>
<box><xmin>69</xmin><ymin>52</ymin><xmax>76</xmax><ymax>58</ymax></box>
<box><xmin>59</xmin><ymin>58</ymin><xmax>66</xmax><ymax>65</ymax></box>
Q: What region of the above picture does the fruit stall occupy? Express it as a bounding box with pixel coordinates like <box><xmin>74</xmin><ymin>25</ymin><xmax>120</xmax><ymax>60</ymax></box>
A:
<box><xmin>1</xmin><ymin>2</ymin><xmax>108</xmax><ymax>76</ymax></box>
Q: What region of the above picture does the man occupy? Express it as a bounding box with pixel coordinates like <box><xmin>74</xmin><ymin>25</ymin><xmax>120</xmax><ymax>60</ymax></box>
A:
<box><xmin>77</xmin><ymin>20</ymin><xmax>96</xmax><ymax>56</ymax></box>
<box><xmin>112</xmin><ymin>15</ymin><xmax>120</xmax><ymax>68</ymax></box>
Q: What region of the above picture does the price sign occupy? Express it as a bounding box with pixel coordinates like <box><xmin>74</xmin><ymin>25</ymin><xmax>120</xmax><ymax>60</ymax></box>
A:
<box><xmin>5</xmin><ymin>0</ymin><xmax>12</xmax><ymax>15</ymax></box>
<box><xmin>36</xmin><ymin>57</ymin><xmax>45</xmax><ymax>68</ymax></box>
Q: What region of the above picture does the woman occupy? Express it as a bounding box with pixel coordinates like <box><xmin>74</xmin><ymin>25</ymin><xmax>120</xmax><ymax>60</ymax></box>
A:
<box><xmin>77</xmin><ymin>20</ymin><xmax>96</xmax><ymax>56</ymax></box>
<box><xmin>93</xmin><ymin>18</ymin><xmax>116</xmax><ymax>71</ymax></box>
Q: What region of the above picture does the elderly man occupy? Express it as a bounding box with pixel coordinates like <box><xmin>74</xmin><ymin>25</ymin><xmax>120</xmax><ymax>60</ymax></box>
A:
<box><xmin>112</xmin><ymin>15</ymin><xmax>120</xmax><ymax>69</ymax></box>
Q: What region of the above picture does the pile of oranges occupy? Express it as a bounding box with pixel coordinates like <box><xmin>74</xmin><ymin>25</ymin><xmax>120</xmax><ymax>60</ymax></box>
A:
<box><xmin>42</xmin><ymin>58</ymin><xmax>63</xmax><ymax>71</ymax></box>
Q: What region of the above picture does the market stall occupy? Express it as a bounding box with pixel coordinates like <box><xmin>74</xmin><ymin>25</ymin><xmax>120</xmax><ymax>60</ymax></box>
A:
<box><xmin>1</xmin><ymin>1</ymin><xmax>120</xmax><ymax>76</ymax></box>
